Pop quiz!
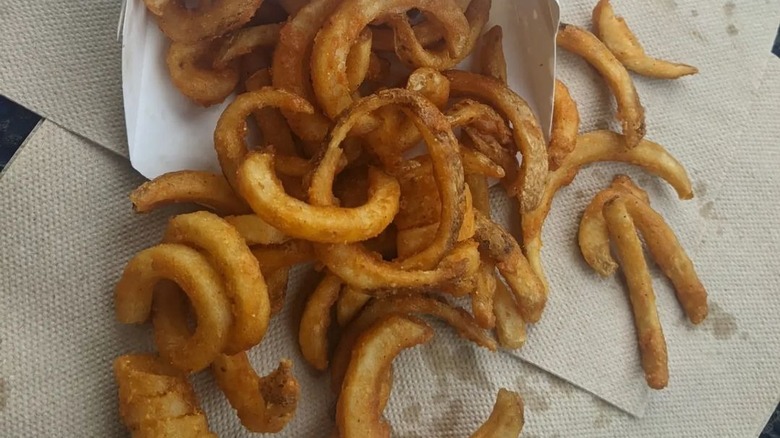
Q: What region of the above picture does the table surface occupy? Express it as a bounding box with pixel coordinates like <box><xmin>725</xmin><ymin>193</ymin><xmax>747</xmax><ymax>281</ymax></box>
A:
<box><xmin>1</xmin><ymin>26</ymin><xmax>779</xmax><ymax>438</ymax></box>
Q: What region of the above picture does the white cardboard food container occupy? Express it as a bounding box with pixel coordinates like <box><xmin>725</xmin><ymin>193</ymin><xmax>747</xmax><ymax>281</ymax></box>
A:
<box><xmin>120</xmin><ymin>0</ymin><xmax>560</xmax><ymax>179</ymax></box>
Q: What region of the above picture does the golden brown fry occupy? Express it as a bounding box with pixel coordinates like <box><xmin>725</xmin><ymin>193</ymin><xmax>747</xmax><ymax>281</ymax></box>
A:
<box><xmin>389</xmin><ymin>0</ymin><xmax>491</xmax><ymax>70</ymax></box>
<box><xmin>212</xmin><ymin>352</ymin><xmax>300</xmax><ymax>433</ymax></box>
<box><xmin>265</xmin><ymin>266</ymin><xmax>290</xmax><ymax>316</ymax></box>
<box><xmin>330</xmin><ymin>294</ymin><xmax>496</xmax><ymax>392</ymax></box>
<box><xmin>214</xmin><ymin>88</ymin><xmax>314</xmax><ymax>190</ymax></box>
<box><xmin>474</xmin><ymin>211</ymin><xmax>546</xmax><ymax>323</ymax></box>
<box><xmin>244</xmin><ymin>69</ymin><xmax>300</xmax><ymax>157</ymax></box>
<box><xmin>492</xmin><ymin>280</ymin><xmax>527</xmax><ymax>349</ymax></box>
<box><xmin>548</xmin><ymin>79</ymin><xmax>580</xmax><ymax>171</ymax></box>
<box><xmin>461</xmin><ymin>147</ymin><xmax>507</xmax><ymax>179</ymax></box>
<box><xmin>593</xmin><ymin>0</ymin><xmax>698</xmax><ymax>79</ymax></box>
<box><xmin>213</xmin><ymin>23</ymin><xmax>282</xmax><ymax>69</ymax></box>
<box><xmin>521</xmin><ymin>130</ymin><xmax>694</xmax><ymax>294</ymax></box>
<box><xmin>471</xmin><ymin>259</ymin><xmax>497</xmax><ymax>328</ymax></box>
<box><xmin>299</xmin><ymin>273</ymin><xmax>342</xmax><ymax>370</ymax></box>
<box><xmin>477</xmin><ymin>25</ymin><xmax>507</xmax><ymax>83</ymax></box>
<box><xmin>252</xmin><ymin>239</ymin><xmax>316</xmax><ymax>273</ymax></box>
<box><xmin>336</xmin><ymin>315</ymin><xmax>434</xmax><ymax>437</ymax></box>
<box><xmin>238</xmin><ymin>152</ymin><xmax>401</xmax><ymax>243</ymax></box>
<box><xmin>346</xmin><ymin>29</ymin><xmax>373</xmax><ymax>93</ymax></box>
<box><xmin>144</xmin><ymin>0</ymin><xmax>263</xmax><ymax>43</ymax></box>
<box><xmin>309</xmin><ymin>89</ymin><xmax>465</xmax><ymax>271</ymax></box>
<box><xmin>162</xmin><ymin>211</ymin><xmax>270</xmax><ymax>354</ymax></box>
<box><xmin>603</xmin><ymin>197</ymin><xmax>668</xmax><ymax>389</ymax></box>
<box><xmin>224</xmin><ymin>214</ymin><xmax>289</xmax><ymax>245</ymax></box>
<box><xmin>337</xmin><ymin>285</ymin><xmax>373</xmax><ymax>327</ymax></box>
<box><xmin>272</xmin><ymin>0</ymin><xmax>339</xmax><ymax>143</ymax></box>
<box><xmin>578</xmin><ymin>175</ymin><xmax>650</xmax><ymax>277</ymax></box>
<box><xmin>446</xmin><ymin>99</ymin><xmax>512</xmax><ymax>145</ymax></box>
<box><xmin>579</xmin><ymin>175</ymin><xmax>708</xmax><ymax>324</ymax></box>
<box><xmin>445</xmin><ymin>70</ymin><xmax>548</xmax><ymax>212</ymax></box>
<box><xmin>311</xmin><ymin>0</ymin><xmax>470</xmax><ymax>120</ymax></box>
<box><xmin>130</xmin><ymin>170</ymin><xmax>250</xmax><ymax>215</ymax></box>
<box><xmin>469</xmin><ymin>389</ymin><xmax>525</xmax><ymax>438</ymax></box>
<box><xmin>317</xmin><ymin>240</ymin><xmax>481</xmax><ymax>292</ymax></box>
<box><xmin>116</xmin><ymin>245</ymin><xmax>232</xmax><ymax>373</ymax></box>
<box><xmin>557</xmin><ymin>23</ymin><xmax>645</xmax><ymax>149</ymax></box>
<box><xmin>462</xmin><ymin>127</ymin><xmax>520</xmax><ymax>193</ymax></box>
<box><xmin>166</xmin><ymin>40</ymin><xmax>240</xmax><ymax>107</ymax></box>
<box><xmin>114</xmin><ymin>354</ymin><xmax>216</xmax><ymax>437</ymax></box>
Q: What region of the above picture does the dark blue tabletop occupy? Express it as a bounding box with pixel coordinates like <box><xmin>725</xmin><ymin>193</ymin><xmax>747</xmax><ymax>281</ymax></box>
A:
<box><xmin>1</xmin><ymin>26</ymin><xmax>779</xmax><ymax>438</ymax></box>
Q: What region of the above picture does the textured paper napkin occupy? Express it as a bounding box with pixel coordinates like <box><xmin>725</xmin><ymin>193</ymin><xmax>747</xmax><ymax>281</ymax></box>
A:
<box><xmin>1</xmin><ymin>0</ymin><xmax>780</xmax><ymax>428</ymax></box>
<box><xmin>1</xmin><ymin>59</ymin><xmax>779</xmax><ymax>435</ymax></box>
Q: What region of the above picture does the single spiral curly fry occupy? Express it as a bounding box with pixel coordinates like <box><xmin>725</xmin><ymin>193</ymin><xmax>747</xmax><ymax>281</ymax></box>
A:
<box><xmin>336</xmin><ymin>315</ymin><xmax>521</xmax><ymax>438</ymax></box>
<box><xmin>116</xmin><ymin>244</ymin><xmax>233</xmax><ymax>373</ymax></box>
<box><xmin>237</xmin><ymin>151</ymin><xmax>401</xmax><ymax>243</ymax></box>
<box><xmin>166</xmin><ymin>40</ymin><xmax>240</xmax><ymax>107</ymax></box>
<box><xmin>162</xmin><ymin>211</ymin><xmax>270</xmax><ymax>354</ymax></box>
<box><xmin>212</xmin><ymin>352</ymin><xmax>300</xmax><ymax>433</ymax></box>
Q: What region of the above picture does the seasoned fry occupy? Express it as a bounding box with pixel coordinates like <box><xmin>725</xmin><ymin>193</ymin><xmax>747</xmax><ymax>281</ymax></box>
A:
<box><xmin>492</xmin><ymin>280</ymin><xmax>527</xmax><ymax>349</ymax></box>
<box><xmin>445</xmin><ymin>70</ymin><xmax>548</xmax><ymax>212</ymax></box>
<box><xmin>522</xmin><ymin>130</ymin><xmax>694</xmax><ymax>293</ymax></box>
<box><xmin>474</xmin><ymin>211</ymin><xmax>546</xmax><ymax>323</ymax></box>
<box><xmin>162</xmin><ymin>211</ymin><xmax>270</xmax><ymax>354</ymax></box>
<box><xmin>346</xmin><ymin>29</ymin><xmax>373</xmax><ymax>93</ymax></box>
<box><xmin>548</xmin><ymin>79</ymin><xmax>580</xmax><ymax>171</ymax></box>
<box><xmin>243</xmin><ymin>69</ymin><xmax>299</xmax><ymax>157</ymax></box>
<box><xmin>212</xmin><ymin>352</ymin><xmax>299</xmax><ymax>432</ymax></box>
<box><xmin>130</xmin><ymin>170</ymin><xmax>249</xmax><ymax>215</ymax></box>
<box><xmin>214</xmin><ymin>88</ymin><xmax>314</xmax><ymax>190</ymax></box>
<box><xmin>336</xmin><ymin>315</ymin><xmax>434</xmax><ymax>437</ymax></box>
<box><xmin>469</xmin><ymin>389</ymin><xmax>525</xmax><ymax>438</ymax></box>
<box><xmin>578</xmin><ymin>175</ymin><xmax>650</xmax><ymax>277</ymax></box>
<box><xmin>309</xmin><ymin>89</ymin><xmax>465</xmax><ymax>270</ymax></box>
<box><xmin>593</xmin><ymin>0</ymin><xmax>698</xmax><ymax>79</ymax></box>
<box><xmin>471</xmin><ymin>259</ymin><xmax>497</xmax><ymax>328</ymax></box>
<box><xmin>213</xmin><ymin>24</ymin><xmax>282</xmax><ymax>69</ymax></box>
<box><xmin>114</xmin><ymin>354</ymin><xmax>217</xmax><ymax>437</ymax></box>
<box><xmin>477</xmin><ymin>25</ymin><xmax>507</xmax><ymax>83</ymax></box>
<box><xmin>238</xmin><ymin>152</ymin><xmax>401</xmax><ymax>243</ymax></box>
<box><xmin>116</xmin><ymin>245</ymin><xmax>233</xmax><ymax>373</ymax></box>
<box><xmin>271</xmin><ymin>0</ymin><xmax>340</xmax><ymax>142</ymax></box>
<box><xmin>603</xmin><ymin>197</ymin><xmax>669</xmax><ymax>389</ymax></box>
<box><xmin>579</xmin><ymin>175</ymin><xmax>708</xmax><ymax>324</ymax></box>
<box><xmin>265</xmin><ymin>266</ymin><xmax>290</xmax><ymax>316</ymax></box>
<box><xmin>299</xmin><ymin>273</ymin><xmax>342</xmax><ymax>370</ymax></box>
<box><xmin>143</xmin><ymin>0</ymin><xmax>263</xmax><ymax>43</ymax></box>
<box><xmin>166</xmin><ymin>40</ymin><xmax>240</xmax><ymax>107</ymax></box>
<box><xmin>389</xmin><ymin>0</ymin><xmax>490</xmax><ymax>70</ymax></box>
<box><xmin>557</xmin><ymin>23</ymin><xmax>645</xmax><ymax>148</ymax></box>
<box><xmin>311</xmin><ymin>0</ymin><xmax>469</xmax><ymax>120</ymax></box>
<box><xmin>336</xmin><ymin>285</ymin><xmax>373</xmax><ymax>327</ymax></box>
